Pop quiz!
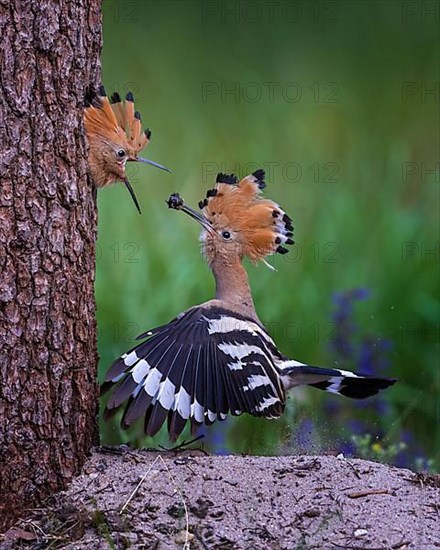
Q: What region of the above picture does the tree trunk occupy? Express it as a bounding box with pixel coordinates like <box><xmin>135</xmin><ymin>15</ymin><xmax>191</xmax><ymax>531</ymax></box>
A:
<box><xmin>0</xmin><ymin>0</ymin><xmax>102</xmax><ymax>530</ymax></box>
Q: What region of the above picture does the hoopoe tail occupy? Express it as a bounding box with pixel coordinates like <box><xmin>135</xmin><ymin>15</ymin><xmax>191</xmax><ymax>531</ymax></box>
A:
<box><xmin>279</xmin><ymin>361</ymin><xmax>396</xmax><ymax>399</ymax></box>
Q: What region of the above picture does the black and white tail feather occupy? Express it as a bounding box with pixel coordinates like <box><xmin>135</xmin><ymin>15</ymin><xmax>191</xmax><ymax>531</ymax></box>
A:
<box><xmin>102</xmin><ymin>305</ymin><xmax>396</xmax><ymax>441</ymax></box>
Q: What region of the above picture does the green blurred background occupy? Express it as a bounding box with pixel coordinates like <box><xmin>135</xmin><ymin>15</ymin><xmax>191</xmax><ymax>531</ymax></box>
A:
<box><xmin>96</xmin><ymin>0</ymin><xmax>439</xmax><ymax>470</ymax></box>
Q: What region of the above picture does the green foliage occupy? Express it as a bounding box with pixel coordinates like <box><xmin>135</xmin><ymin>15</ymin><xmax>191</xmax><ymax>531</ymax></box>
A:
<box><xmin>90</xmin><ymin>506</ymin><xmax>116</xmax><ymax>550</ymax></box>
<box><xmin>351</xmin><ymin>434</ymin><xmax>407</xmax><ymax>464</ymax></box>
<box><xmin>97</xmin><ymin>0</ymin><xmax>439</xmax><ymax>470</ymax></box>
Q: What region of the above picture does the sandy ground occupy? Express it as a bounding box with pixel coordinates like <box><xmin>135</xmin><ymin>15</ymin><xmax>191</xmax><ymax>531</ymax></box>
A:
<box><xmin>2</xmin><ymin>447</ymin><xmax>439</xmax><ymax>549</ymax></box>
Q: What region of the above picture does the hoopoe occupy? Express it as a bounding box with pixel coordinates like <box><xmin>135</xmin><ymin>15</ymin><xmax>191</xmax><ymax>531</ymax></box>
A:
<box><xmin>102</xmin><ymin>170</ymin><xmax>396</xmax><ymax>441</ymax></box>
<box><xmin>84</xmin><ymin>86</ymin><xmax>170</xmax><ymax>214</ymax></box>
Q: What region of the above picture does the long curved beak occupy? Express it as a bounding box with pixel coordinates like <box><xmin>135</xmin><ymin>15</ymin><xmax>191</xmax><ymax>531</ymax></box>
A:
<box><xmin>123</xmin><ymin>158</ymin><xmax>170</xmax><ymax>214</ymax></box>
<box><xmin>166</xmin><ymin>193</ymin><xmax>215</xmax><ymax>235</ymax></box>
<box><xmin>123</xmin><ymin>177</ymin><xmax>142</xmax><ymax>215</ymax></box>
<box><xmin>135</xmin><ymin>157</ymin><xmax>172</xmax><ymax>173</ymax></box>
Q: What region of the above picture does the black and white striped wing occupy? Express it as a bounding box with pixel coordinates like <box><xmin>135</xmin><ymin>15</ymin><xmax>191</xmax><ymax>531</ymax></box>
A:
<box><xmin>102</xmin><ymin>306</ymin><xmax>285</xmax><ymax>440</ymax></box>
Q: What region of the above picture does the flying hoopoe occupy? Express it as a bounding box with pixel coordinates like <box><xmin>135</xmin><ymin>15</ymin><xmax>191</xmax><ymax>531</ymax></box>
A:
<box><xmin>102</xmin><ymin>170</ymin><xmax>396</xmax><ymax>441</ymax></box>
<box><xmin>84</xmin><ymin>86</ymin><xmax>170</xmax><ymax>214</ymax></box>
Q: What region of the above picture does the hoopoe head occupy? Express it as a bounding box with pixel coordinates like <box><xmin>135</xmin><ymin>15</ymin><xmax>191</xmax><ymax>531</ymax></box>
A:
<box><xmin>84</xmin><ymin>86</ymin><xmax>170</xmax><ymax>213</ymax></box>
<box><xmin>167</xmin><ymin>170</ymin><xmax>294</xmax><ymax>266</ymax></box>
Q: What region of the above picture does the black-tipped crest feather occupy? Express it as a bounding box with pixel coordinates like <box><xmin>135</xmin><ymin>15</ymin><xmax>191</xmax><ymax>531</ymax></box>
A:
<box><xmin>216</xmin><ymin>173</ymin><xmax>238</xmax><ymax>185</ymax></box>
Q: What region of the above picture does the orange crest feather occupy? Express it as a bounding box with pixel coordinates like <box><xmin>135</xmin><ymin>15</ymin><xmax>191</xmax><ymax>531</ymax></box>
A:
<box><xmin>200</xmin><ymin>170</ymin><xmax>294</xmax><ymax>262</ymax></box>
<box><xmin>84</xmin><ymin>86</ymin><xmax>151</xmax><ymax>159</ymax></box>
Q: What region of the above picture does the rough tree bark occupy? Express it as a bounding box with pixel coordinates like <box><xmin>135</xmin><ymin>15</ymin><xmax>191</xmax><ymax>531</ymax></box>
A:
<box><xmin>0</xmin><ymin>0</ymin><xmax>102</xmax><ymax>530</ymax></box>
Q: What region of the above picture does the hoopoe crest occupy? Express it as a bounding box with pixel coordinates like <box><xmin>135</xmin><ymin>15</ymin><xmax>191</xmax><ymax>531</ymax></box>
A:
<box><xmin>84</xmin><ymin>86</ymin><xmax>170</xmax><ymax>213</ymax></box>
<box><xmin>168</xmin><ymin>170</ymin><xmax>294</xmax><ymax>266</ymax></box>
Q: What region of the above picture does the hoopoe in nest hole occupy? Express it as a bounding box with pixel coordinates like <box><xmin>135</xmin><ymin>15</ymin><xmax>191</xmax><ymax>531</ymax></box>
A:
<box><xmin>102</xmin><ymin>170</ymin><xmax>396</xmax><ymax>441</ymax></box>
<box><xmin>84</xmin><ymin>86</ymin><xmax>170</xmax><ymax>214</ymax></box>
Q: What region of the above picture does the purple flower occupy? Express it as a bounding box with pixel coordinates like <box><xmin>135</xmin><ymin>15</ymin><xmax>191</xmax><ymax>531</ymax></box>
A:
<box><xmin>351</xmin><ymin>288</ymin><xmax>371</xmax><ymax>300</ymax></box>
<box><xmin>359</xmin><ymin>339</ymin><xmax>375</xmax><ymax>375</ymax></box>
<box><xmin>329</xmin><ymin>288</ymin><xmax>393</xmax><ymax>375</ymax></box>
<box><xmin>323</xmin><ymin>399</ymin><xmax>341</xmax><ymax>415</ymax></box>
<box><xmin>293</xmin><ymin>418</ymin><xmax>315</xmax><ymax>449</ymax></box>
<box><xmin>346</xmin><ymin>419</ymin><xmax>365</xmax><ymax>434</ymax></box>
<box><xmin>201</xmin><ymin>420</ymin><xmax>230</xmax><ymax>455</ymax></box>
<box><xmin>330</xmin><ymin>288</ymin><xmax>370</xmax><ymax>361</ymax></box>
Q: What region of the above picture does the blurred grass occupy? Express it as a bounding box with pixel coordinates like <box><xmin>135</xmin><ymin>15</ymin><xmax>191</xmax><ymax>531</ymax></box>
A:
<box><xmin>96</xmin><ymin>0</ymin><xmax>439</xmax><ymax>469</ymax></box>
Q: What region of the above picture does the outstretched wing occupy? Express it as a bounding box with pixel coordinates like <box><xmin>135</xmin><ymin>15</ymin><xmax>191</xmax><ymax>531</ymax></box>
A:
<box><xmin>102</xmin><ymin>306</ymin><xmax>286</xmax><ymax>440</ymax></box>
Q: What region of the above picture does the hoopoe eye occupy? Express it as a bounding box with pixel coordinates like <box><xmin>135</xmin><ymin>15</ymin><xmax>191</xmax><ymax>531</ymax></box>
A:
<box><xmin>115</xmin><ymin>149</ymin><xmax>127</xmax><ymax>159</ymax></box>
<box><xmin>222</xmin><ymin>231</ymin><xmax>231</xmax><ymax>240</ymax></box>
